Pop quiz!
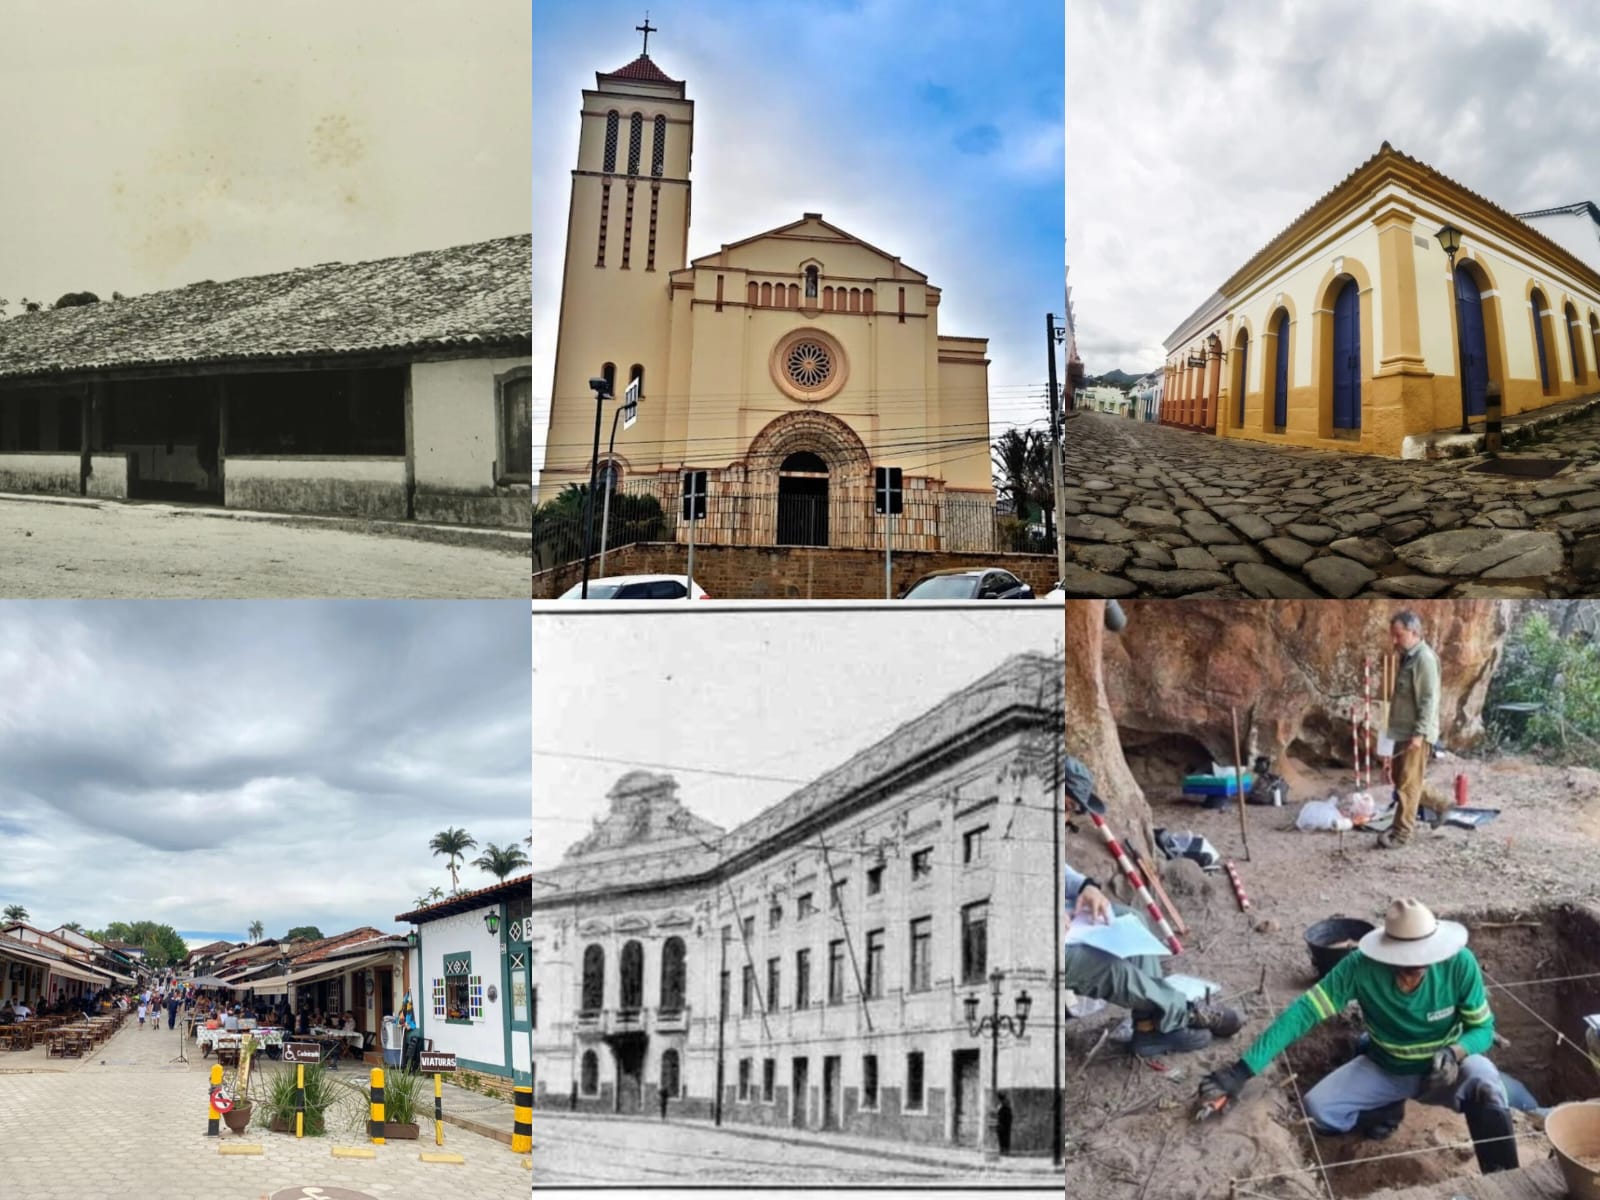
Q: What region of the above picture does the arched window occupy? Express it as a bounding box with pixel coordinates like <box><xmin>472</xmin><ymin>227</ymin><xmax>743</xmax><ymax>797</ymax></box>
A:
<box><xmin>651</xmin><ymin>115</ymin><xmax>666</xmax><ymax>177</ymax></box>
<box><xmin>848</xmin><ymin>288</ymin><xmax>861</xmax><ymax>313</ymax></box>
<box><xmin>629</xmin><ymin>363</ymin><xmax>645</xmax><ymax>398</ymax></box>
<box><xmin>1271</xmin><ymin>310</ymin><xmax>1290</xmax><ymax>432</ymax></box>
<box><xmin>598</xmin><ymin>460</ymin><xmax>621</xmax><ymax>494</ymax></box>
<box><xmin>1532</xmin><ymin>289</ymin><xmax>1554</xmax><ymax>394</ymax></box>
<box><xmin>603</xmin><ymin>111</ymin><xmax>619</xmax><ymax>173</ymax></box>
<box><xmin>660</xmin><ymin>937</ymin><xmax>686</xmax><ymax>1013</ymax></box>
<box><xmin>823</xmin><ymin>287</ymin><xmax>834</xmax><ymax>311</ymax></box>
<box><xmin>1591</xmin><ymin>314</ymin><xmax>1600</xmax><ymax>378</ymax></box>
<box><xmin>805</xmin><ymin>266</ymin><xmax>819</xmax><ymax>299</ymax></box>
<box><xmin>788</xmin><ymin>284</ymin><xmax>800</xmax><ymax>308</ymax></box>
<box><xmin>747</xmin><ymin>281</ymin><xmax>759</xmax><ymax>306</ymax></box>
<box><xmin>601</xmin><ymin>362</ymin><xmax>617</xmax><ymax>398</ymax></box>
<box><xmin>627</xmin><ymin>113</ymin><xmax>643</xmax><ymax>176</ymax></box>
<box><xmin>581</xmin><ymin>1050</ymin><xmax>599</xmax><ymax>1096</ymax></box>
<box><xmin>863</xmin><ymin>289</ymin><xmax>873</xmax><ymax>314</ymax></box>
<box><xmin>660</xmin><ymin>1049</ymin><xmax>680</xmax><ymax>1098</ymax></box>
<box><xmin>1235</xmin><ymin>329</ymin><xmax>1249</xmax><ymax>425</ymax></box>
<box><xmin>1567</xmin><ymin>302</ymin><xmax>1586</xmax><ymax>383</ymax></box>
<box><xmin>760</xmin><ymin>282</ymin><xmax>772</xmax><ymax>307</ymax></box>
<box><xmin>774</xmin><ymin>285</ymin><xmax>787</xmax><ymax>309</ymax></box>
<box><xmin>581</xmin><ymin>944</ymin><xmax>605</xmax><ymax>1013</ymax></box>
<box><xmin>620</xmin><ymin>940</ymin><xmax>644</xmax><ymax>1011</ymax></box>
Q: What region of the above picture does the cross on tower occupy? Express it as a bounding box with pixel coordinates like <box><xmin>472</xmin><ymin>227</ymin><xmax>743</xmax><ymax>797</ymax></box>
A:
<box><xmin>636</xmin><ymin>13</ymin><xmax>657</xmax><ymax>56</ymax></box>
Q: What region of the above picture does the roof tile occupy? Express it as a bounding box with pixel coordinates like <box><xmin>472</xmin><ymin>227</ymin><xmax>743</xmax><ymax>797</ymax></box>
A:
<box><xmin>602</xmin><ymin>54</ymin><xmax>680</xmax><ymax>84</ymax></box>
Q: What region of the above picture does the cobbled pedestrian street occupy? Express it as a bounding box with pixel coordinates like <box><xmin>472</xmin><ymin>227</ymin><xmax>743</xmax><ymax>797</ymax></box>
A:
<box><xmin>0</xmin><ymin>1020</ymin><xmax>530</xmax><ymax>1200</ymax></box>
<box><xmin>1063</xmin><ymin>408</ymin><xmax>1600</xmax><ymax>598</ymax></box>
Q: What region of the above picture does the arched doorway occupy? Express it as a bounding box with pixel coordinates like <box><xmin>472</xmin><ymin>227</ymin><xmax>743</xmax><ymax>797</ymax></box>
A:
<box><xmin>1234</xmin><ymin>329</ymin><xmax>1250</xmax><ymax>427</ymax></box>
<box><xmin>619</xmin><ymin>940</ymin><xmax>643</xmax><ymax>1012</ymax></box>
<box><xmin>777</xmin><ymin>450</ymin><xmax>829</xmax><ymax>546</ymax></box>
<box><xmin>1454</xmin><ymin>267</ymin><xmax>1490</xmax><ymax>419</ymax></box>
<box><xmin>581</xmin><ymin>945</ymin><xmax>605</xmax><ymax>1014</ymax></box>
<box><xmin>1566</xmin><ymin>302</ymin><xmax>1586</xmax><ymax>384</ymax></box>
<box><xmin>659</xmin><ymin>937</ymin><xmax>686</xmax><ymax>1014</ymax></box>
<box><xmin>1271</xmin><ymin>309</ymin><xmax>1290</xmax><ymax>432</ymax></box>
<box><xmin>1532</xmin><ymin>289</ymin><xmax>1555</xmax><ymax>394</ymax></box>
<box><xmin>660</xmin><ymin>1049</ymin><xmax>680</xmax><ymax>1099</ymax></box>
<box><xmin>1331</xmin><ymin>278</ymin><xmax>1361</xmax><ymax>433</ymax></box>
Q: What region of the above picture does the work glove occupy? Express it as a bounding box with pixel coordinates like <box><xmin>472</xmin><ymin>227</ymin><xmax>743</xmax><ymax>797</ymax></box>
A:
<box><xmin>1425</xmin><ymin>1046</ymin><xmax>1462</xmax><ymax>1094</ymax></box>
<box><xmin>1195</xmin><ymin>1058</ymin><xmax>1253</xmax><ymax>1121</ymax></box>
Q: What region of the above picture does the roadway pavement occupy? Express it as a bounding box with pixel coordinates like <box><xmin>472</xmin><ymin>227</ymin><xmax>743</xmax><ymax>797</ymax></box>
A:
<box><xmin>0</xmin><ymin>1017</ymin><xmax>530</xmax><ymax>1199</ymax></box>
<box><xmin>1062</xmin><ymin>407</ymin><xmax>1600</xmax><ymax>598</ymax></box>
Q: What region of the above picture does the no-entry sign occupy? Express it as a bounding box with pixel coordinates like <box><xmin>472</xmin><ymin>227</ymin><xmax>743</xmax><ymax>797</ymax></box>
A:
<box><xmin>418</xmin><ymin>1050</ymin><xmax>457</xmax><ymax>1073</ymax></box>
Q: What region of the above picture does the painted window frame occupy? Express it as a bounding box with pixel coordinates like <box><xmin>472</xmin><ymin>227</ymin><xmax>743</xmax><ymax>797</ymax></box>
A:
<box><xmin>495</xmin><ymin>365</ymin><xmax>532</xmax><ymax>484</ymax></box>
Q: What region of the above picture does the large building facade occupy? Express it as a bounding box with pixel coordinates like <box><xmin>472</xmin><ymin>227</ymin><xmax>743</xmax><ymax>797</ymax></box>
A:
<box><xmin>531</xmin><ymin>655</ymin><xmax>1062</xmax><ymax>1156</ymax></box>
<box><xmin>540</xmin><ymin>41</ymin><xmax>995</xmax><ymax>551</ymax></box>
<box><xmin>1160</xmin><ymin>144</ymin><xmax>1600</xmax><ymax>457</ymax></box>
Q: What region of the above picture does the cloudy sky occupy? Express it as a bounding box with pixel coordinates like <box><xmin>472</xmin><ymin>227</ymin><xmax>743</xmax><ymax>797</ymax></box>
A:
<box><xmin>531</xmin><ymin>606</ymin><xmax>1061</xmax><ymax>874</ymax></box>
<box><xmin>0</xmin><ymin>603</ymin><xmax>530</xmax><ymax>945</ymax></box>
<box><xmin>532</xmin><ymin>0</ymin><xmax>1065</xmax><ymax>485</ymax></box>
<box><xmin>1067</xmin><ymin>0</ymin><xmax>1600</xmax><ymax>374</ymax></box>
<box><xmin>0</xmin><ymin>0</ymin><xmax>528</xmax><ymax>313</ymax></box>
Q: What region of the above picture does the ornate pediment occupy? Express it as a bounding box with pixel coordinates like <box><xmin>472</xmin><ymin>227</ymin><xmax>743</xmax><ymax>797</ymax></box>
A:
<box><xmin>657</xmin><ymin>910</ymin><xmax>695</xmax><ymax>930</ymax></box>
<box><xmin>577</xmin><ymin>919</ymin><xmax>611</xmax><ymax>937</ymax></box>
<box><xmin>562</xmin><ymin>771</ymin><xmax>724</xmax><ymax>861</ymax></box>
<box><xmin>614</xmin><ymin>915</ymin><xmax>652</xmax><ymax>934</ymax></box>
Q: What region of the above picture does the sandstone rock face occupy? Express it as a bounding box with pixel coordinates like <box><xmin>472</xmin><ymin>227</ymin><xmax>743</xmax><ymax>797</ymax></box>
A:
<box><xmin>1101</xmin><ymin>600</ymin><xmax>1509</xmax><ymax>769</ymax></box>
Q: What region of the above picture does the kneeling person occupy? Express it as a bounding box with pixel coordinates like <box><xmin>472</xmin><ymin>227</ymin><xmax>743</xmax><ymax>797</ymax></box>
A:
<box><xmin>1197</xmin><ymin>898</ymin><xmax>1518</xmax><ymax>1176</ymax></box>
<box><xmin>1066</xmin><ymin>863</ymin><xmax>1242</xmax><ymax>1057</ymax></box>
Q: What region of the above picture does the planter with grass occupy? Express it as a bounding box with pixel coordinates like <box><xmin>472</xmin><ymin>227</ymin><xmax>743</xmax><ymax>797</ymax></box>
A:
<box><xmin>258</xmin><ymin>1061</ymin><xmax>363</xmax><ymax>1136</ymax></box>
<box><xmin>380</xmin><ymin>1067</ymin><xmax>423</xmax><ymax>1139</ymax></box>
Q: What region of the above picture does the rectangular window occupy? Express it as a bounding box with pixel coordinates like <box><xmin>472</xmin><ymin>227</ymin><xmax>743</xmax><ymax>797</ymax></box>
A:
<box><xmin>961</xmin><ymin>900</ymin><xmax>989</xmax><ymax>985</ymax></box>
<box><xmin>909</xmin><ymin>916</ymin><xmax>932</xmax><ymax>992</ymax></box>
<box><xmin>963</xmin><ymin>825</ymin><xmax>988</xmax><ymax>865</ymax></box>
<box><xmin>622</xmin><ymin>181</ymin><xmax>635</xmax><ymax>269</ymax></box>
<box><xmin>911</xmin><ymin>847</ymin><xmax>933</xmax><ymax>881</ymax></box>
<box><xmin>768</xmin><ymin>904</ymin><xmax>782</xmax><ymax>930</ymax></box>
<box><xmin>797</xmin><ymin>892</ymin><xmax>815</xmax><ymax>920</ymax></box>
<box><xmin>742</xmin><ymin>964</ymin><xmax>755</xmax><ymax>1017</ymax></box>
<box><xmin>762</xmin><ymin>1058</ymin><xmax>775</xmax><ymax>1102</ymax></box>
<box><xmin>742</xmin><ymin>915</ymin><xmax>756</xmax><ymax>942</ymax></box>
<box><xmin>715</xmin><ymin>272</ymin><xmax>725</xmax><ymax>312</ymax></box>
<box><xmin>597</xmin><ymin>182</ymin><xmax>611</xmax><ymax>266</ymax></box>
<box><xmin>767</xmin><ymin>957</ymin><xmax>780</xmax><ymax>1012</ymax></box>
<box><xmin>906</xmin><ymin>1051</ymin><xmax>925</xmax><ymax>1111</ymax></box>
<box><xmin>866</xmin><ymin>865</ymin><xmax>883</xmax><ymax>896</ymax></box>
<box><xmin>862</xmin><ymin>1054</ymin><xmax>879</xmax><ymax>1110</ymax></box>
<box><xmin>497</xmin><ymin>371</ymin><xmax>532</xmax><ymax>482</ymax></box>
<box><xmin>738</xmin><ymin>1058</ymin><xmax>751</xmax><ymax>1101</ymax></box>
<box><xmin>830</xmin><ymin>878</ymin><xmax>847</xmax><ymax>911</ymax></box>
<box><xmin>795</xmin><ymin>948</ymin><xmax>811</xmax><ymax>1010</ymax></box>
<box><xmin>864</xmin><ymin>929</ymin><xmax>885</xmax><ymax>999</ymax></box>
<box><xmin>898</xmin><ymin>286</ymin><xmax>906</xmax><ymax>324</ymax></box>
<box><xmin>827</xmin><ymin>940</ymin><xmax>845</xmax><ymax>1004</ymax></box>
<box><xmin>444</xmin><ymin>952</ymin><xmax>473</xmax><ymax>1022</ymax></box>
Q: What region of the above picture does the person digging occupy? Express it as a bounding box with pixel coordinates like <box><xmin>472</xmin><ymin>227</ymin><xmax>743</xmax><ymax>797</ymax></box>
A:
<box><xmin>1194</xmin><ymin>898</ymin><xmax>1520</xmax><ymax>1176</ymax></box>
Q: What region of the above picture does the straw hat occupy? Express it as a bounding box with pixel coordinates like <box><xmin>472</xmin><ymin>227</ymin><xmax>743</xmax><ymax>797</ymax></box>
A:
<box><xmin>1358</xmin><ymin>898</ymin><xmax>1468</xmax><ymax>967</ymax></box>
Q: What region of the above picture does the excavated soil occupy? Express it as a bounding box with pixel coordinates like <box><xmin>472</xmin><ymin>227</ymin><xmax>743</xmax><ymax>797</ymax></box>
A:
<box><xmin>1065</xmin><ymin>753</ymin><xmax>1600</xmax><ymax>1199</ymax></box>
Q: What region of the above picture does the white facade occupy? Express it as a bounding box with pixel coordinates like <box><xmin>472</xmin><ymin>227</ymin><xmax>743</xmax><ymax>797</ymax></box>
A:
<box><xmin>1518</xmin><ymin>204</ymin><xmax>1600</xmax><ymax>275</ymax></box>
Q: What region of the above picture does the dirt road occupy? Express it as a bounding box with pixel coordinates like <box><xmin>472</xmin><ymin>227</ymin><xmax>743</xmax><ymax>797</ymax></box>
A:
<box><xmin>0</xmin><ymin>498</ymin><xmax>529</xmax><ymax>598</ymax></box>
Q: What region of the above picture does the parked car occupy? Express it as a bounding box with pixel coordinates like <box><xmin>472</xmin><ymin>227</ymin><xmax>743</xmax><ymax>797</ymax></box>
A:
<box><xmin>1043</xmin><ymin>581</ymin><xmax>1065</xmax><ymax>601</ymax></box>
<box><xmin>899</xmin><ymin>568</ymin><xmax>1033</xmax><ymax>600</ymax></box>
<box><xmin>558</xmin><ymin>574</ymin><xmax>709</xmax><ymax>599</ymax></box>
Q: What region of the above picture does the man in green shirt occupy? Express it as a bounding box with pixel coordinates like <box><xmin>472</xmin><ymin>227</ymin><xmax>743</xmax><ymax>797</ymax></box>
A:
<box><xmin>1195</xmin><ymin>898</ymin><xmax>1519</xmax><ymax>1176</ymax></box>
<box><xmin>1381</xmin><ymin>610</ymin><xmax>1448</xmax><ymax>849</ymax></box>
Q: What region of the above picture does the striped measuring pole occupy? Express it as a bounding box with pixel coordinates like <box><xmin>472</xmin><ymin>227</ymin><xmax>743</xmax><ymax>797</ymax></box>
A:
<box><xmin>1084</xmin><ymin>809</ymin><xmax>1182</xmax><ymax>954</ymax></box>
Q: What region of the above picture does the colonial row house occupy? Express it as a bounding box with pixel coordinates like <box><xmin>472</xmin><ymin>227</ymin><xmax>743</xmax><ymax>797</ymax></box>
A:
<box><xmin>0</xmin><ymin>922</ymin><xmax>142</xmax><ymax>1007</ymax></box>
<box><xmin>0</xmin><ymin>235</ymin><xmax>531</xmax><ymax>526</ymax></box>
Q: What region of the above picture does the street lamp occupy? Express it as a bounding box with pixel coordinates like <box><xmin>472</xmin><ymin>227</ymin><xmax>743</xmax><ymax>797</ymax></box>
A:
<box><xmin>1435</xmin><ymin>223</ymin><xmax>1463</xmax><ymax>270</ymax></box>
<box><xmin>963</xmin><ymin>969</ymin><xmax>1032</xmax><ymax>1160</ymax></box>
<box><xmin>578</xmin><ymin>375</ymin><xmax>614</xmax><ymax>600</ymax></box>
<box><xmin>483</xmin><ymin>911</ymin><xmax>501</xmax><ymax>936</ymax></box>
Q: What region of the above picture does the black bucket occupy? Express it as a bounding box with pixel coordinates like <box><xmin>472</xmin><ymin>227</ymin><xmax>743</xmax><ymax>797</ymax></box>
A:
<box><xmin>1305</xmin><ymin>917</ymin><xmax>1375</xmax><ymax>979</ymax></box>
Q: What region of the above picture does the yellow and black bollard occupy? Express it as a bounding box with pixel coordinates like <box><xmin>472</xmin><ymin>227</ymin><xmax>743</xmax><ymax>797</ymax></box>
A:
<box><xmin>512</xmin><ymin>1084</ymin><xmax>532</xmax><ymax>1153</ymax></box>
<box><xmin>206</xmin><ymin>1063</ymin><xmax>223</xmax><ymax>1136</ymax></box>
<box><xmin>369</xmin><ymin>1067</ymin><xmax>386</xmax><ymax>1144</ymax></box>
<box><xmin>295</xmin><ymin>1062</ymin><xmax>305</xmax><ymax>1138</ymax></box>
<box><xmin>433</xmin><ymin>1071</ymin><xmax>444</xmax><ymax>1146</ymax></box>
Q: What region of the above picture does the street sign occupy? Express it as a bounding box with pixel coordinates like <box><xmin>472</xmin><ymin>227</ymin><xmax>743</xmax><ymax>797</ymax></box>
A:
<box><xmin>282</xmin><ymin>1041</ymin><xmax>321</xmax><ymax>1064</ymax></box>
<box><xmin>874</xmin><ymin>466</ymin><xmax>903</xmax><ymax>515</ymax></box>
<box><xmin>681</xmin><ymin>470</ymin><xmax>707</xmax><ymax>521</ymax></box>
<box><xmin>419</xmin><ymin>1050</ymin><xmax>458</xmax><ymax>1073</ymax></box>
<box><xmin>210</xmin><ymin>1087</ymin><xmax>234</xmax><ymax>1114</ymax></box>
<box><xmin>623</xmin><ymin>376</ymin><xmax>640</xmax><ymax>430</ymax></box>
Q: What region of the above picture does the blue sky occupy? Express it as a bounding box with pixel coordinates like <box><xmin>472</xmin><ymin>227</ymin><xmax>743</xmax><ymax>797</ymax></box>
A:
<box><xmin>532</xmin><ymin>0</ymin><xmax>1064</xmax><ymax>484</ymax></box>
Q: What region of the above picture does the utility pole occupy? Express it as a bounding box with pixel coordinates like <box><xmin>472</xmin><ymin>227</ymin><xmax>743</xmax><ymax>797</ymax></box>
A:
<box><xmin>714</xmin><ymin>926</ymin><xmax>727</xmax><ymax>1127</ymax></box>
<box><xmin>1046</xmin><ymin>314</ymin><xmax>1066</xmax><ymax>586</ymax></box>
<box><xmin>579</xmin><ymin>376</ymin><xmax>613</xmax><ymax>599</ymax></box>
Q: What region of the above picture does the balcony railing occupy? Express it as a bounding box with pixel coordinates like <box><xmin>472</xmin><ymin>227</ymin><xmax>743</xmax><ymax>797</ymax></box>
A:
<box><xmin>654</xmin><ymin>1006</ymin><xmax>690</xmax><ymax>1034</ymax></box>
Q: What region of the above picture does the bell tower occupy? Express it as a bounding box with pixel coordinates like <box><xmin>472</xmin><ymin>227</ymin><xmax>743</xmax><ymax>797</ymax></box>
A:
<box><xmin>541</xmin><ymin>23</ymin><xmax>692</xmax><ymax>491</ymax></box>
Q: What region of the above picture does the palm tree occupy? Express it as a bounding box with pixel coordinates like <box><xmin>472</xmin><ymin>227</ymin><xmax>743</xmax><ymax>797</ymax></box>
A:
<box><xmin>60</xmin><ymin>920</ymin><xmax>84</xmax><ymax>933</ymax></box>
<box><xmin>3</xmin><ymin>904</ymin><xmax>28</xmax><ymax>923</ymax></box>
<box><xmin>430</xmin><ymin>828</ymin><xmax>478</xmax><ymax>892</ymax></box>
<box><xmin>427</xmin><ymin>886</ymin><xmax>444</xmax><ymax>902</ymax></box>
<box><xmin>248</xmin><ymin>920</ymin><xmax>264</xmax><ymax>942</ymax></box>
<box><xmin>472</xmin><ymin>842</ymin><xmax>532</xmax><ymax>881</ymax></box>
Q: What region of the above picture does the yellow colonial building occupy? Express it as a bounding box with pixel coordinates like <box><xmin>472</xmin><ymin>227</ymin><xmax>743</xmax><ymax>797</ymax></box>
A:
<box><xmin>541</xmin><ymin>39</ymin><xmax>994</xmax><ymax>549</ymax></box>
<box><xmin>1161</xmin><ymin>143</ymin><xmax>1600</xmax><ymax>458</ymax></box>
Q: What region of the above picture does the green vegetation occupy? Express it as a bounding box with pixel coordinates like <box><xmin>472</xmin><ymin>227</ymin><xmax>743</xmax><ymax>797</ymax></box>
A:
<box><xmin>284</xmin><ymin>925</ymin><xmax>324</xmax><ymax>942</ymax></box>
<box><xmin>531</xmin><ymin>484</ymin><xmax>668</xmax><ymax>572</ymax></box>
<box><xmin>472</xmin><ymin>841</ymin><xmax>531</xmax><ymax>881</ymax></box>
<box><xmin>380</xmin><ymin>1068</ymin><xmax>423</xmax><ymax>1125</ymax></box>
<box><xmin>256</xmin><ymin>1062</ymin><xmax>367</xmax><ymax>1135</ymax></box>
<box><xmin>247</xmin><ymin>920</ymin><xmax>264</xmax><ymax>942</ymax></box>
<box><xmin>88</xmin><ymin>920</ymin><xmax>188</xmax><ymax>966</ymax></box>
<box><xmin>1486</xmin><ymin>612</ymin><xmax>1600</xmax><ymax>759</ymax></box>
<box><xmin>2</xmin><ymin>904</ymin><xmax>28</xmax><ymax>923</ymax></box>
<box><xmin>430</xmin><ymin>827</ymin><xmax>478</xmax><ymax>892</ymax></box>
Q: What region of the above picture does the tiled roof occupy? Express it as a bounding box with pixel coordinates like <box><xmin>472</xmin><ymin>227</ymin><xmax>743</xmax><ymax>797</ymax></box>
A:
<box><xmin>393</xmin><ymin>874</ymin><xmax>532</xmax><ymax>924</ymax></box>
<box><xmin>287</xmin><ymin>927</ymin><xmax>388</xmax><ymax>966</ymax></box>
<box><xmin>0</xmin><ymin>234</ymin><xmax>531</xmax><ymax>383</ymax></box>
<box><xmin>602</xmin><ymin>54</ymin><xmax>680</xmax><ymax>84</ymax></box>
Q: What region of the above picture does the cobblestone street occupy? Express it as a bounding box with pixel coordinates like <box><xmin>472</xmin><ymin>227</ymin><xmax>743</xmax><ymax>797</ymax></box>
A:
<box><xmin>0</xmin><ymin>1020</ymin><xmax>530</xmax><ymax>1200</ymax></box>
<box><xmin>1062</xmin><ymin>409</ymin><xmax>1600</xmax><ymax>598</ymax></box>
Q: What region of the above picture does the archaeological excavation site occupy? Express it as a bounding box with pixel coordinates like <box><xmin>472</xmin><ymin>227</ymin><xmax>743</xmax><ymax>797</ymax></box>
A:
<box><xmin>1064</xmin><ymin>599</ymin><xmax>1600</xmax><ymax>1199</ymax></box>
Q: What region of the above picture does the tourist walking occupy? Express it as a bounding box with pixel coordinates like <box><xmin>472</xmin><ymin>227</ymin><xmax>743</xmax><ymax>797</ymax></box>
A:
<box><xmin>137</xmin><ymin>1000</ymin><xmax>148</xmax><ymax>1028</ymax></box>
<box><xmin>166</xmin><ymin>993</ymin><xmax>179</xmax><ymax>1029</ymax></box>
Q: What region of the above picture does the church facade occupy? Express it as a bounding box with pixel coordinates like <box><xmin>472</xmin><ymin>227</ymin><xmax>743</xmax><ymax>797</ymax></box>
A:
<box><xmin>1161</xmin><ymin>143</ymin><xmax>1600</xmax><ymax>457</ymax></box>
<box><xmin>530</xmin><ymin>654</ymin><xmax>1063</xmax><ymax>1157</ymax></box>
<box><xmin>540</xmin><ymin>41</ymin><xmax>995</xmax><ymax>551</ymax></box>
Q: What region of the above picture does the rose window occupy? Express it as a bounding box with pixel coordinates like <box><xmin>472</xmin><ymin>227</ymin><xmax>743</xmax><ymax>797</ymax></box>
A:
<box><xmin>786</xmin><ymin>341</ymin><xmax>833</xmax><ymax>389</ymax></box>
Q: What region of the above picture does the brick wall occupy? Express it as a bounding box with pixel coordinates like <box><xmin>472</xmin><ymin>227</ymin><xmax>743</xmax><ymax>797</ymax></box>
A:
<box><xmin>531</xmin><ymin>543</ymin><xmax>1059</xmax><ymax>600</ymax></box>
